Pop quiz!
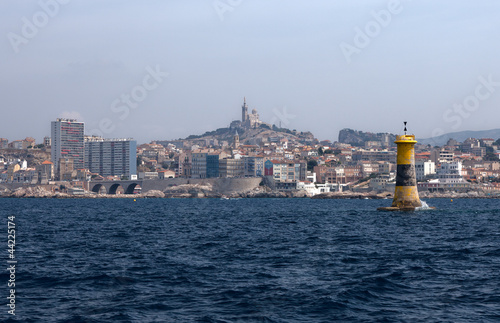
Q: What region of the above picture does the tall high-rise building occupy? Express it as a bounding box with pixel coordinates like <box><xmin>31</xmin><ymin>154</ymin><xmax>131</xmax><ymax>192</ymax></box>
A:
<box><xmin>84</xmin><ymin>137</ymin><xmax>137</xmax><ymax>178</ymax></box>
<box><xmin>51</xmin><ymin>118</ymin><xmax>85</xmax><ymax>171</ymax></box>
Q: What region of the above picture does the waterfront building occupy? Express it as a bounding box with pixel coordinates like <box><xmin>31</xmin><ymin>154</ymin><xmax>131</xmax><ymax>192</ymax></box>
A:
<box><xmin>206</xmin><ymin>154</ymin><xmax>220</xmax><ymax>178</ymax></box>
<box><xmin>264</xmin><ymin>160</ymin><xmax>274</xmax><ymax>176</ymax></box>
<box><xmin>418</xmin><ymin>161</ymin><xmax>469</xmax><ymax>192</ymax></box>
<box><xmin>297</xmin><ymin>181</ymin><xmax>330</xmax><ymax>196</ymax></box>
<box><xmin>138</xmin><ymin>172</ymin><xmax>159</xmax><ymax>180</ymax></box>
<box><xmin>415</xmin><ymin>160</ymin><xmax>436</xmax><ymax>180</ymax></box>
<box><xmin>84</xmin><ymin>137</ymin><xmax>137</xmax><ymax>178</ymax></box>
<box><xmin>6</xmin><ymin>164</ymin><xmax>21</xmax><ymax>182</ymax></box>
<box><xmin>244</xmin><ymin>156</ymin><xmax>264</xmax><ymax>177</ymax></box>
<box><xmin>437</xmin><ymin>161</ymin><xmax>465</xmax><ymax>183</ymax></box>
<box><xmin>177</xmin><ymin>152</ymin><xmax>192</xmax><ymax>178</ymax></box>
<box><xmin>191</xmin><ymin>151</ymin><xmax>208</xmax><ymax>178</ymax></box>
<box><xmin>219</xmin><ymin>158</ymin><xmax>244</xmax><ymax>178</ymax></box>
<box><xmin>272</xmin><ymin>161</ymin><xmax>301</xmax><ymax>183</ymax></box>
<box><xmin>51</xmin><ymin>118</ymin><xmax>85</xmax><ymax>172</ymax></box>
<box><xmin>158</xmin><ymin>170</ymin><xmax>176</xmax><ymax>179</ymax></box>
<box><xmin>36</xmin><ymin>160</ymin><xmax>54</xmax><ymax>184</ymax></box>
<box><xmin>58</xmin><ymin>157</ymin><xmax>74</xmax><ymax>181</ymax></box>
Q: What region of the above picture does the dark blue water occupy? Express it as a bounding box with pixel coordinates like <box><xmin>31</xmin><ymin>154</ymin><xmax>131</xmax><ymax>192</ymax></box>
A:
<box><xmin>1</xmin><ymin>198</ymin><xmax>500</xmax><ymax>322</ymax></box>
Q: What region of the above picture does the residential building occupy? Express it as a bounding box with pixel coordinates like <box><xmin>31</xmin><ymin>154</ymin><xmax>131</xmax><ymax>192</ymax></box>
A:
<box><xmin>6</xmin><ymin>164</ymin><xmax>21</xmax><ymax>182</ymax></box>
<box><xmin>244</xmin><ymin>156</ymin><xmax>264</xmax><ymax>177</ymax></box>
<box><xmin>369</xmin><ymin>174</ymin><xmax>393</xmax><ymax>191</ymax></box>
<box><xmin>138</xmin><ymin>172</ymin><xmax>159</xmax><ymax>180</ymax></box>
<box><xmin>359</xmin><ymin>161</ymin><xmax>379</xmax><ymax>177</ymax></box>
<box><xmin>418</xmin><ymin>161</ymin><xmax>470</xmax><ymax>192</ymax></box>
<box><xmin>8</xmin><ymin>140</ymin><xmax>27</xmax><ymax>150</ymax></box>
<box><xmin>0</xmin><ymin>138</ymin><xmax>8</xmax><ymax>149</ymax></box>
<box><xmin>207</xmin><ymin>154</ymin><xmax>220</xmax><ymax>178</ymax></box>
<box><xmin>191</xmin><ymin>151</ymin><xmax>208</xmax><ymax>178</ymax></box>
<box><xmin>430</xmin><ymin>149</ymin><xmax>454</xmax><ymax>163</ymax></box>
<box><xmin>378</xmin><ymin>162</ymin><xmax>393</xmax><ymax>174</ymax></box>
<box><xmin>480</xmin><ymin>138</ymin><xmax>495</xmax><ymax>147</ymax></box>
<box><xmin>415</xmin><ymin>160</ymin><xmax>436</xmax><ymax>180</ymax></box>
<box><xmin>272</xmin><ymin>161</ymin><xmax>301</xmax><ymax>182</ymax></box>
<box><xmin>297</xmin><ymin>181</ymin><xmax>330</xmax><ymax>196</ymax></box>
<box><xmin>219</xmin><ymin>158</ymin><xmax>244</xmax><ymax>178</ymax></box>
<box><xmin>158</xmin><ymin>170</ymin><xmax>175</xmax><ymax>179</ymax></box>
<box><xmin>51</xmin><ymin>118</ymin><xmax>85</xmax><ymax>172</ymax></box>
<box><xmin>36</xmin><ymin>160</ymin><xmax>54</xmax><ymax>184</ymax></box>
<box><xmin>437</xmin><ymin>161</ymin><xmax>465</xmax><ymax>183</ymax></box>
<box><xmin>84</xmin><ymin>137</ymin><xmax>137</xmax><ymax>178</ymax></box>
<box><xmin>264</xmin><ymin>160</ymin><xmax>274</xmax><ymax>176</ymax></box>
<box><xmin>352</xmin><ymin>150</ymin><xmax>396</xmax><ymax>163</ymax></box>
<box><xmin>177</xmin><ymin>152</ymin><xmax>192</xmax><ymax>178</ymax></box>
<box><xmin>58</xmin><ymin>157</ymin><xmax>74</xmax><ymax>181</ymax></box>
<box><xmin>43</xmin><ymin>136</ymin><xmax>51</xmax><ymax>147</ymax></box>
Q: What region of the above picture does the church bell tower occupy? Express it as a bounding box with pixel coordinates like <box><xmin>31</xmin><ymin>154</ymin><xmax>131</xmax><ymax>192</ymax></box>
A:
<box><xmin>242</xmin><ymin>97</ymin><xmax>248</xmax><ymax>123</ymax></box>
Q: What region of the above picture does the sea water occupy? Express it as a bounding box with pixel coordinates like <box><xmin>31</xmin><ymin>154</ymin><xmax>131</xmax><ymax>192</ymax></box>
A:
<box><xmin>1</xmin><ymin>198</ymin><xmax>499</xmax><ymax>322</ymax></box>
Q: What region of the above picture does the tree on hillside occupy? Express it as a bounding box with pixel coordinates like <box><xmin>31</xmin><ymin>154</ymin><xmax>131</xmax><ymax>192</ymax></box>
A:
<box><xmin>484</xmin><ymin>146</ymin><xmax>499</xmax><ymax>161</ymax></box>
<box><xmin>307</xmin><ymin>160</ymin><xmax>318</xmax><ymax>171</ymax></box>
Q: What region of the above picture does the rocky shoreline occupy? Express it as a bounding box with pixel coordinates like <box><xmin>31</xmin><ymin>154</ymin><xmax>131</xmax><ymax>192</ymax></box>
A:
<box><xmin>1</xmin><ymin>185</ymin><xmax>499</xmax><ymax>199</ymax></box>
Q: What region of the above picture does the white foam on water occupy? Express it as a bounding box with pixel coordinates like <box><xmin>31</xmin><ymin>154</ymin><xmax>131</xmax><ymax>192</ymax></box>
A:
<box><xmin>416</xmin><ymin>200</ymin><xmax>432</xmax><ymax>211</ymax></box>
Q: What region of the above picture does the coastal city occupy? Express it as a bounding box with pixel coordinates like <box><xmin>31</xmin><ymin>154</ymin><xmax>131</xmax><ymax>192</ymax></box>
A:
<box><xmin>1</xmin><ymin>99</ymin><xmax>500</xmax><ymax>198</ymax></box>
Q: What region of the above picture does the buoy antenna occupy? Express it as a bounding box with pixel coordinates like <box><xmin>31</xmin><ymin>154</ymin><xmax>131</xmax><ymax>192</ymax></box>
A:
<box><xmin>404</xmin><ymin>121</ymin><xmax>407</xmax><ymax>135</ymax></box>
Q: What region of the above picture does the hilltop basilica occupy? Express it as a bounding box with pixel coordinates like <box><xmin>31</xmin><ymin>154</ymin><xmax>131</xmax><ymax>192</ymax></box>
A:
<box><xmin>230</xmin><ymin>98</ymin><xmax>264</xmax><ymax>129</ymax></box>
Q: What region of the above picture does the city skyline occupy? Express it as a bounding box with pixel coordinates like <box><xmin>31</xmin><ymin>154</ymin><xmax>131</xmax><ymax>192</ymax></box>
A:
<box><xmin>1</xmin><ymin>1</ymin><xmax>500</xmax><ymax>143</ymax></box>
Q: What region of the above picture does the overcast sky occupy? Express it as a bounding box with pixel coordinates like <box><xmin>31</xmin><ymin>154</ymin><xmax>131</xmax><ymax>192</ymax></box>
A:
<box><xmin>1</xmin><ymin>0</ymin><xmax>499</xmax><ymax>144</ymax></box>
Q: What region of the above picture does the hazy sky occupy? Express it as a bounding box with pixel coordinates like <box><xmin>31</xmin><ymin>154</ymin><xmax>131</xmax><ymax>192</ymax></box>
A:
<box><xmin>1</xmin><ymin>0</ymin><xmax>499</xmax><ymax>144</ymax></box>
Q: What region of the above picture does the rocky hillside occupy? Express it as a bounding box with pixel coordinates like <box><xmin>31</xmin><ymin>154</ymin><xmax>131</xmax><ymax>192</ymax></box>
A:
<box><xmin>338</xmin><ymin>128</ymin><xmax>396</xmax><ymax>146</ymax></box>
<box><xmin>185</xmin><ymin>124</ymin><xmax>317</xmax><ymax>145</ymax></box>
<box><xmin>0</xmin><ymin>148</ymin><xmax>51</xmax><ymax>166</ymax></box>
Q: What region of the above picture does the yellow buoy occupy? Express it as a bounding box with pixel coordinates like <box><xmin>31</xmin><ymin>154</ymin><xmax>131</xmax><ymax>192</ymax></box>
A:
<box><xmin>378</xmin><ymin>122</ymin><xmax>428</xmax><ymax>211</ymax></box>
<box><xmin>391</xmin><ymin>133</ymin><xmax>422</xmax><ymax>209</ymax></box>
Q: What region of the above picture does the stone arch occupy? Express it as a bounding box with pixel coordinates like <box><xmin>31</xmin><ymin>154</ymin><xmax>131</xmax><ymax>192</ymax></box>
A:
<box><xmin>91</xmin><ymin>184</ymin><xmax>106</xmax><ymax>194</ymax></box>
<box><xmin>108</xmin><ymin>183</ymin><xmax>124</xmax><ymax>195</ymax></box>
<box><xmin>125</xmin><ymin>183</ymin><xmax>140</xmax><ymax>194</ymax></box>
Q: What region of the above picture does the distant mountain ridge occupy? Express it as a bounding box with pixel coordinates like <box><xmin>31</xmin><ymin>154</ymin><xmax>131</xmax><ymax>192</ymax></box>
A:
<box><xmin>418</xmin><ymin>129</ymin><xmax>500</xmax><ymax>146</ymax></box>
